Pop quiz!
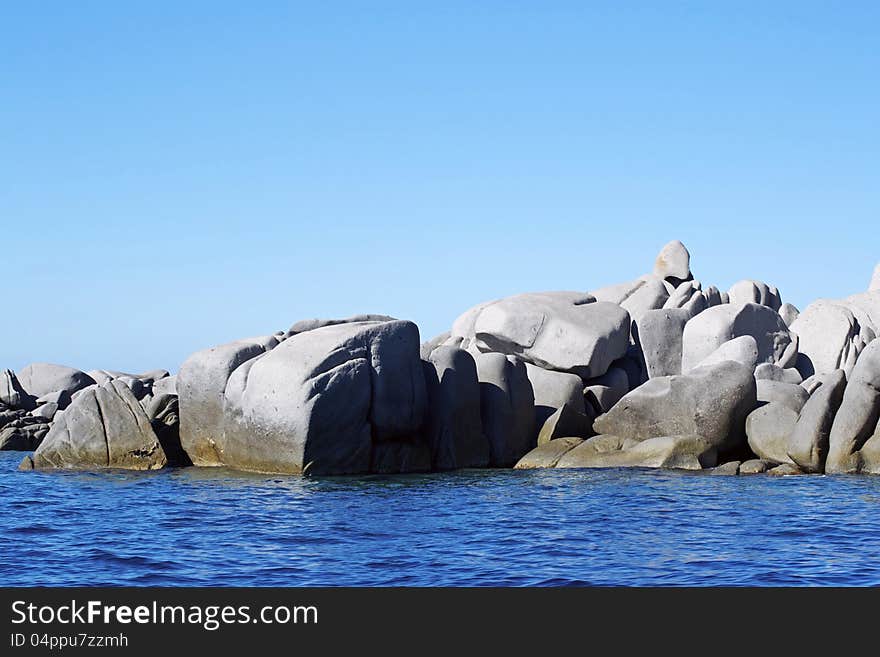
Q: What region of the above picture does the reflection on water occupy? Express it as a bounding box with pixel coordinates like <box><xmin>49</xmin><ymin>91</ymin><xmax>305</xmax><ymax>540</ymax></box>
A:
<box><xmin>2</xmin><ymin>452</ymin><xmax>880</xmax><ymax>586</ymax></box>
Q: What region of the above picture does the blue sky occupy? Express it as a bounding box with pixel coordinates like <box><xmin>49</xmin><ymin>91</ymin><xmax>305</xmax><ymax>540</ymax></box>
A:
<box><xmin>1</xmin><ymin>2</ymin><xmax>878</xmax><ymax>373</ymax></box>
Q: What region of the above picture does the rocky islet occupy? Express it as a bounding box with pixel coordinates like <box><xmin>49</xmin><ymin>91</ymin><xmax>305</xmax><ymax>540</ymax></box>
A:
<box><xmin>5</xmin><ymin>241</ymin><xmax>880</xmax><ymax>478</ymax></box>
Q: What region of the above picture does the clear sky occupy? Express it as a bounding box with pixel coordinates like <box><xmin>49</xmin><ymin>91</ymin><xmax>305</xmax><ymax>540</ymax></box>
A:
<box><xmin>2</xmin><ymin>2</ymin><xmax>878</xmax><ymax>374</ymax></box>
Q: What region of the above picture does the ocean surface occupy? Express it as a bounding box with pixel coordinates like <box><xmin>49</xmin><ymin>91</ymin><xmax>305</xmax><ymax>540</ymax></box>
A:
<box><xmin>2</xmin><ymin>451</ymin><xmax>880</xmax><ymax>586</ymax></box>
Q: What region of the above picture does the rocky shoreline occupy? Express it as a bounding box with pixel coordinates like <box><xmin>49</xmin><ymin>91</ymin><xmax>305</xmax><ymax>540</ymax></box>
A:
<box><xmin>4</xmin><ymin>241</ymin><xmax>880</xmax><ymax>477</ymax></box>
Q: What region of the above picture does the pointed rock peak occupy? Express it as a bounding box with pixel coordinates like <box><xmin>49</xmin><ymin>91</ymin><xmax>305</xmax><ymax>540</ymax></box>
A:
<box><xmin>653</xmin><ymin>240</ymin><xmax>691</xmax><ymax>282</ymax></box>
<box><xmin>870</xmin><ymin>263</ymin><xmax>880</xmax><ymax>292</ymax></box>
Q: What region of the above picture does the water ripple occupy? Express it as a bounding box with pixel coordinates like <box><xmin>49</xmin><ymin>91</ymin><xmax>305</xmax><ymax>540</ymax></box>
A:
<box><xmin>2</xmin><ymin>453</ymin><xmax>880</xmax><ymax>586</ymax></box>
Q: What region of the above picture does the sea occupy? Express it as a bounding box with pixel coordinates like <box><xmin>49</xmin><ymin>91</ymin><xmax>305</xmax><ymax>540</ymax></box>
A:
<box><xmin>2</xmin><ymin>451</ymin><xmax>880</xmax><ymax>586</ymax></box>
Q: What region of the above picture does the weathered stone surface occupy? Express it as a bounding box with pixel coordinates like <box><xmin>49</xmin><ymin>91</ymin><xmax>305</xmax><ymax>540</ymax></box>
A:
<box><xmin>420</xmin><ymin>331</ymin><xmax>451</xmax><ymax>360</ymax></box>
<box><xmin>514</xmin><ymin>437</ymin><xmax>584</xmax><ymax>470</ymax></box>
<box><xmin>681</xmin><ymin>303</ymin><xmax>793</xmax><ymax>372</ymax></box>
<box><xmin>754</xmin><ymin>363</ymin><xmax>803</xmax><ymax>385</ymax></box>
<box><xmin>555</xmin><ymin>434</ymin><xmax>716</xmax><ymax>470</ymax></box>
<box><xmin>422</xmin><ymin>346</ymin><xmax>490</xmax><ymax>471</ymax></box>
<box><xmin>779</xmin><ymin>303</ymin><xmax>800</xmax><ymax>327</ymax></box>
<box><xmin>693</xmin><ymin>336</ymin><xmax>759</xmax><ymax>371</ymax></box>
<box><xmin>860</xmin><ymin>427</ymin><xmax>880</xmax><ymax>474</ymax></box>
<box><xmin>756</xmin><ymin>380</ymin><xmax>810</xmax><ymax>414</ymax></box>
<box><xmin>537</xmin><ymin>403</ymin><xmax>593</xmax><ymax>445</ymax></box>
<box><xmin>30</xmin><ymin>402</ymin><xmax>58</xmax><ymax>421</ymax></box>
<box><xmin>709</xmin><ymin>461</ymin><xmax>741</xmax><ymax>475</ymax></box>
<box><xmin>727</xmin><ymin>280</ymin><xmax>782</xmax><ymax>311</ymax></box>
<box><xmin>768</xmin><ymin>463</ymin><xmax>803</xmax><ymax>476</ymax></box>
<box><xmin>787</xmin><ymin>369</ymin><xmax>846</xmax><ymax>473</ymax></box>
<box><xmin>178</xmin><ymin>336</ymin><xmax>276</xmax><ymax>467</ymax></box>
<box><xmin>653</xmin><ymin>240</ymin><xmax>691</xmax><ymax>282</ymax></box>
<box><xmin>454</xmin><ymin>292</ymin><xmax>629</xmax><ymax>379</ymax></box>
<box><xmin>704</xmin><ymin>286</ymin><xmax>723</xmax><ymax>307</ymax></box>
<box><xmin>746</xmin><ymin>402</ymin><xmax>798</xmax><ymax>465</ymax></box>
<box><xmin>0</xmin><ymin>422</ymin><xmax>49</xmax><ymax>451</ymax></box>
<box><xmin>525</xmin><ymin>363</ymin><xmax>586</xmax><ymax>431</ymax></box>
<box><xmin>25</xmin><ymin>380</ymin><xmax>167</xmax><ymax>470</ymax></box>
<box><xmin>633</xmin><ymin>308</ymin><xmax>689</xmax><ymax>379</ymax></box>
<box><xmin>739</xmin><ymin>459</ymin><xmax>773</xmax><ymax>474</ymax></box>
<box><xmin>583</xmin><ymin>367</ymin><xmax>629</xmax><ymax>415</ymax></box>
<box><xmin>287</xmin><ymin>314</ymin><xmax>397</xmax><ymax>336</ymax></box>
<box><xmin>17</xmin><ymin>363</ymin><xmax>95</xmax><ymax>399</ymax></box>
<box><xmin>826</xmin><ymin>340</ymin><xmax>880</xmax><ymax>474</ymax></box>
<box><xmin>151</xmin><ymin>375</ymin><xmax>177</xmax><ymax>398</ymax></box>
<box><xmin>621</xmin><ymin>278</ymin><xmax>669</xmax><ymax>322</ymax></box>
<box><xmin>592</xmin><ymin>360</ymin><xmax>757</xmax><ymax>453</ymax></box>
<box><xmin>370</xmin><ymin>441</ymin><xmax>432</xmax><ymax>474</ymax></box>
<box><xmin>473</xmin><ymin>352</ymin><xmax>535</xmax><ymax>467</ymax></box>
<box><xmin>590</xmin><ymin>279</ymin><xmax>644</xmax><ymax>305</ymax></box>
<box><xmin>791</xmin><ymin>301</ymin><xmax>869</xmax><ymax>378</ymax></box>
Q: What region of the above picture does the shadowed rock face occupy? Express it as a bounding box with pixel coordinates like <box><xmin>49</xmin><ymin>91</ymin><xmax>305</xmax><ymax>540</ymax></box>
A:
<box><xmin>593</xmin><ymin>360</ymin><xmax>757</xmax><ymax>454</ymax></box>
<box><xmin>422</xmin><ymin>346</ymin><xmax>490</xmax><ymax>471</ymax></box>
<box><xmin>22</xmin><ymin>380</ymin><xmax>167</xmax><ymax>471</ymax></box>
<box><xmin>178</xmin><ymin>320</ymin><xmax>428</xmax><ymax>475</ymax></box>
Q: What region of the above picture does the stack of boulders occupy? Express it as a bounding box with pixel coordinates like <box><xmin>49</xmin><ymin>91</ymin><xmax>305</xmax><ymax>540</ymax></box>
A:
<box><xmin>3</xmin><ymin>363</ymin><xmax>184</xmax><ymax>471</ymax></box>
<box><xmin>10</xmin><ymin>240</ymin><xmax>880</xmax><ymax>477</ymax></box>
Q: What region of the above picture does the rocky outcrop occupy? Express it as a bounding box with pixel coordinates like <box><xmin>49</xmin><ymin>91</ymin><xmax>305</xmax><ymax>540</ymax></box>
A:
<box><xmin>21</xmin><ymin>380</ymin><xmax>169</xmax><ymax>470</ymax></box>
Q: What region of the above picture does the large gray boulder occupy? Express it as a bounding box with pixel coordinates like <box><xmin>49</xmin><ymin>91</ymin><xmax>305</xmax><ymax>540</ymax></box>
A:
<box><xmin>17</xmin><ymin>363</ymin><xmax>95</xmax><ymax>399</ymax></box>
<box><xmin>746</xmin><ymin>402</ymin><xmax>798</xmax><ymax>465</ymax></box>
<box><xmin>179</xmin><ymin>320</ymin><xmax>427</xmax><ymax>475</ymax></box>
<box><xmin>791</xmin><ymin>301</ymin><xmax>868</xmax><ymax>378</ymax></box>
<box><xmin>592</xmin><ymin>360</ymin><xmax>757</xmax><ymax>453</ymax></box>
<box><xmin>633</xmin><ymin>308</ymin><xmax>690</xmax><ymax>379</ymax></box>
<box><xmin>653</xmin><ymin>240</ymin><xmax>691</xmax><ymax>282</ymax></box>
<box><xmin>555</xmin><ymin>434</ymin><xmax>717</xmax><ymax>470</ymax></box>
<box><xmin>681</xmin><ymin>303</ymin><xmax>794</xmax><ymax>372</ymax></box>
<box><xmin>422</xmin><ymin>346</ymin><xmax>490</xmax><ymax>471</ymax></box>
<box><xmin>473</xmin><ymin>352</ymin><xmax>535</xmax><ymax>467</ymax></box>
<box><xmin>787</xmin><ymin>369</ymin><xmax>846</xmax><ymax>473</ymax></box>
<box><xmin>22</xmin><ymin>380</ymin><xmax>167</xmax><ymax>470</ymax></box>
<box><xmin>826</xmin><ymin>341</ymin><xmax>880</xmax><ymax>474</ymax></box>
<box><xmin>453</xmin><ymin>292</ymin><xmax>630</xmax><ymax>379</ymax></box>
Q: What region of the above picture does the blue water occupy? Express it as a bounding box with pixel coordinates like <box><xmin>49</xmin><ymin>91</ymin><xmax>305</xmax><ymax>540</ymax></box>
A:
<box><xmin>2</xmin><ymin>451</ymin><xmax>880</xmax><ymax>586</ymax></box>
